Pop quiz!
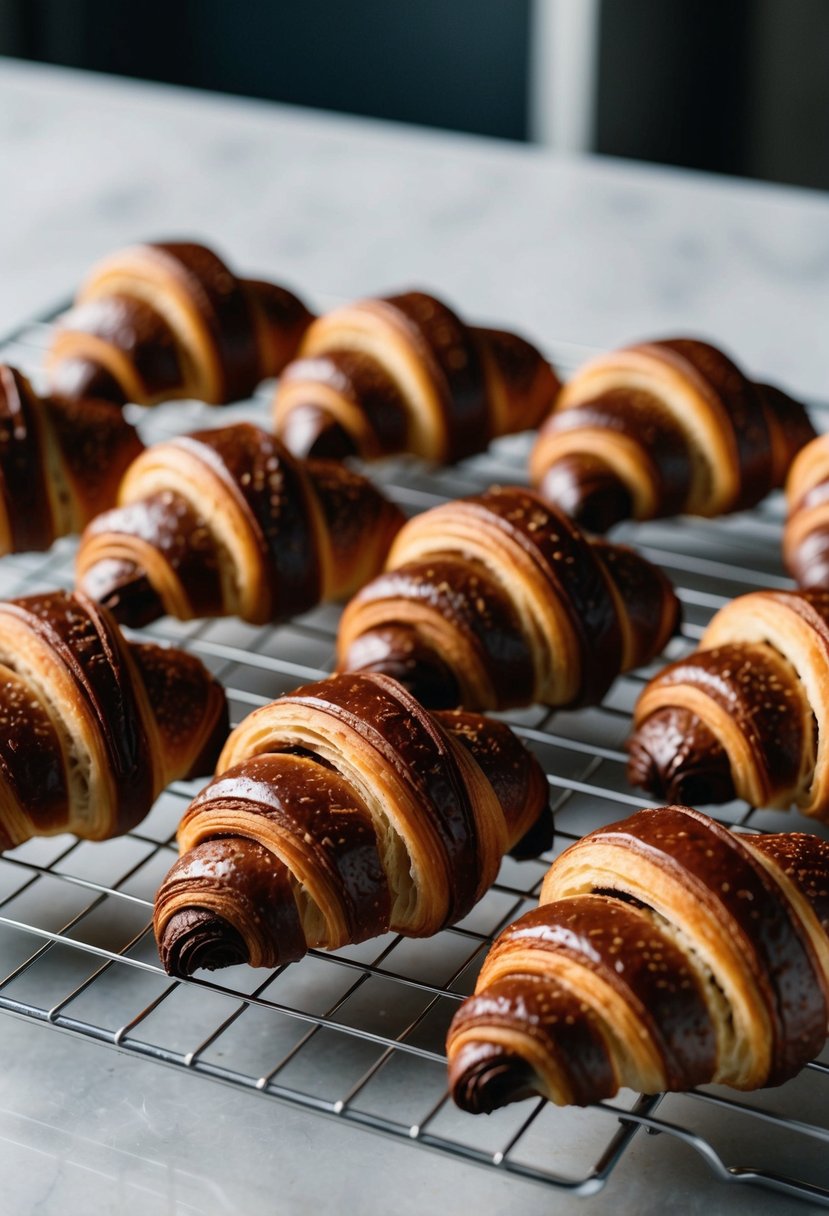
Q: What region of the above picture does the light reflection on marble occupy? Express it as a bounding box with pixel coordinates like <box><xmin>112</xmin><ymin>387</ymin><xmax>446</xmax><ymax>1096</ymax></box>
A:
<box><xmin>0</xmin><ymin>57</ymin><xmax>827</xmax><ymax>1216</ymax></box>
<box><xmin>0</xmin><ymin>59</ymin><xmax>828</xmax><ymax>399</ymax></box>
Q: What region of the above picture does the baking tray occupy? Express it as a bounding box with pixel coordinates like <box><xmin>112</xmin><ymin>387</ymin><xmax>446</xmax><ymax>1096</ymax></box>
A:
<box><xmin>0</xmin><ymin>302</ymin><xmax>827</xmax><ymax>1208</ymax></box>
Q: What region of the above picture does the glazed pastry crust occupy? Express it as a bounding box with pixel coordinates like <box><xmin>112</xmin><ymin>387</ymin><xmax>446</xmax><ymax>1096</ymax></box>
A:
<box><xmin>273</xmin><ymin>293</ymin><xmax>559</xmax><ymax>463</ymax></box>
<box><xmin>76</xmin><ymin>423</ymin><xmax>404</xmax><ymax>626</ymax></box>
<box><xmin>337</xmin><ymin>487</ymin><xmax>679</xmax><ymax>711</ymax></box>
<box><xmin>447</xmin><ymin>805</ymin><xmax>829</xmax><ymax>1111</ymax></box>
<box><xmin>0</xmin><ymin>590</ymin><xmax>227</xmax><ymax>849</ymax></box>
<box><xmin>47</xmin><ymin>242</ymin><xmax>311</xmax><ymax>407</ymax></box>
<box><xmin>784</xmin><ymin>433</ymin><xmax>829</xmax><ymax>588</ymax></box>
<box><xmin>530</xmin><ymin>338</ymin><xmax>813</xmax><ymax>530</ymax></box>
<box><xmin>153</xmin><ymin>672</ymin><xmax>550</xmax><ymax>976</ymax></box>
<box><xmin>630</xmin><ymin>590</ymin><xmax>829</xmax><ymax>817</ymax></box>
<box><xmin>0</xmin><ymin>365</ymin><xmax>142</xmax><ymax>554</ymax></box>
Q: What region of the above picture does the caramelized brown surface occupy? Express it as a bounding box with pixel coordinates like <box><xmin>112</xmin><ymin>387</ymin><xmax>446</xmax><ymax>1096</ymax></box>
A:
<box><xmin>338</xmin><ymin>488</ymin><xmax>679</xmax><ymax>712</ymax></box>
<box><xmin>448</xmin><ymin>805</ymin><xmax>829</xmax><ymax>1112</ymax></box>
<box><xmin>48</xmin><ymin>241</ymin><xmax>311</xmax><ymax>407</ymax></box>
<box><xmin>530</xmin><ymin>337</ymin><xmax>814</xmax><ymax>529</ymax></box>
<box><xmin>785</xmin><ymin>433</ymin><xmax>829</xmax><ymax>590</ymax></box>
<box><xmin>76</xmin><ymin>423</ymin><xmax>403</xmax><ymax>627</ymax></box>
<box><xmin>273</xmin><ymin>291</ymin><xmax>559</xmax><ymax>464</ymax></box>
<box><xmin>0</xmin><ymin>365</ymin><xmax>141</xmax><ymax>555</ymax></box>
<box><xmin>154</xmin><ymin>672</ymin><xmax>550</xmax><ymax>978</ymax></box>
<box><xmin>628</xmin><ymin>589</ymin><xmax>828</xmax><ymax>817</ymax></box>
<box><xmin>0</xmin><ymin>590</ymin><xmax>227</xmax><ymax>848</ymax></box>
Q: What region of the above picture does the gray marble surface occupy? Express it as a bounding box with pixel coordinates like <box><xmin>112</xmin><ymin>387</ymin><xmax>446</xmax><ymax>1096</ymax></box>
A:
<box><xmin>1</xmin><ymin>58</ymin><xmax>828</xmax><ymax>398</ymax></box>
<box><xmin>0</xmin><ymin>58</ymin><xmax>828</xmax><ymax>1216</ymax></box>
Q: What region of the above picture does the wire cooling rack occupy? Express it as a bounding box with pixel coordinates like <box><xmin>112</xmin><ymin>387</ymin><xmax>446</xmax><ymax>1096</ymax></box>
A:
<box><xmin>0</xmin><ymin>303</ymin><xmax>828</xmax><ymax>1210</ymax></box>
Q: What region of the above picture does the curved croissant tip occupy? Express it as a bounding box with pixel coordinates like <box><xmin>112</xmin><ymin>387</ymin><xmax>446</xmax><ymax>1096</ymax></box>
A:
<box><xmin>449</xmin><ymin>1044</ymin><xmax>538</xmax><ymax>1114</ymax></box>
<box><xmin>627</xmin><ymin>708</ymin><xmax>736</xmax><ymax>806</ymax></box>
<box><xmin>537</xmin><ymin>455</ymin><xmax>633</xmax><ymax>533</ymax></box>
<box><xmin>158</xmin><ymin>907</ymin><xmax>249</xmax><ymax>977</ymax></box>
<box><xmin>48</xmin><ymin>357</ymin><xmax>128</xmax><ymax>408</ymax></box>
<box><xmin>340</xmin><ymin>626</ymin><xmax>462</xmax><ymax>710</ymax></box>
<box><xmin>785</xmin><ymin>528</ymin><xmax>829</xmax><ymax>591</ymax></box>
<box><xmin>79</xmin><ymin>559</ymin><xmax>164</xmax><ymax>628</ymax></box>
<box><xmin>278</xmin><ymin>407</ymin><xmax>360</xmax><ymax>462</ymax></box>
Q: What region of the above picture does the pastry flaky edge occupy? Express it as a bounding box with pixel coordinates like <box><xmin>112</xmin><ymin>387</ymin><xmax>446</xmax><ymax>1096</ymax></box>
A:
<box><xmin>153</xmin><ymin>671</ymin><xmax>552</xmax><ymax>978</ymax></box>
<box><xmin>337</xmin><ymin>486</ymin><xmax>680</xmax><ymax>711</ymax></box>
<box><xmin>447</xmin><ymin>804</ymin><xmax>829</xmax><ymax>1111</ymax></box>
<box><xmin>784</xmin><ymin>432</ymin><xmax>829</xmax><ymax>590</ymax></box>
<box><xmin>0</xmin><ymin>589</ymin><xmax>228</xmax><ymax>849</ymax></box>
<box><xmin>628</xmin><ymin>588</ymin><xmax>829</xmax><ymax>819</ymax></box>
<box><xmin>529</xmin><ymin>337</ymin><xmax>814</xmax><ymax>532</ymax></box>
<box><xmin>75</xmin><ymin>421</ymin><xmax>405</xmax><ymax>627</ymax></box>
<box><xmin>47</xmin><ymin>241</ymin><xmax>312</xmax><ymax>407</ymax></box>
<box><xmin>272</xmin><ymin>291</ymin><xmax>560</xmax><ymax>464</ymax></box>
<box><xmin>0</xmin><ymin>364</ymin><xmax>142</xmax><ymax>555</ymax></box>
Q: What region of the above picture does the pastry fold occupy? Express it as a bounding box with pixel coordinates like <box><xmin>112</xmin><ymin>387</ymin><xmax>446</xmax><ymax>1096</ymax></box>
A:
<box><xmin>447</xmin><ymin>805</ymin><xmax>829</xmax><ymax>1110</ymax></box>
<box><xmin>153</xmin><ymin>672</ymin><xmax>551</xmax><ymax>976</ymax></box>
<box><xmin>529</xmin><ymin>339</ymin><xmax>813</xmax><ymax>531</ymax></box>
<box><xmin>75</xmin><ymin>422</ymin><xmax>404</xmax><ymax>626</ymax></box>
<box><xmin>0</xmin><ymin>365</ymin><xmax>142</xmax><ymax>554</ymax></box>
<box><xmin>337</xmin><ymin>487</ymin><xmax>679</xmax><ymax>710</ymax></box>
<box><xmin>628</xmin><ymin>589</ymin><xmax>829</xmax><ymax>817</ymax></box>
<box><xmin>784</xmin><ymin>432</ymin><xmax>829</xmax><ymax>589</ymax></box>
<box><xmin>0</xmin><ymin>590</ymin><xmax>227</xmax><ymax>848</ymax></box>
<box><xmin>48</xmin><ymin>242</ymin><xmax>311</xmax><ymax>406</ymax></box>
<box><xmin>272</xmin><ymin>292</ymin><xmax>559</xmax><ymax>463</ymax></box>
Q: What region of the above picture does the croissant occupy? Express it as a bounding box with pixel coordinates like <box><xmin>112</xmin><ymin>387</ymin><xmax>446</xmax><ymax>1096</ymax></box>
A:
<box><xmin>337</xmin><ymin>487</ymin><xmax>679</xmax><ymax>711</ymax></box>
<box><xmin>448</xmin><ymin>804</ymin><xmax>829</xmax><ymax>1111</ymax></box>
<box><xmin>47</xmin><ymin>241</ymin><xmax>312</xmax><ymax>407</ymax></box>
<box><xmin>0</xmin><ymin>365</ymin><xmax>142</xmax><ymax>554</ymax></box>
<box><xmin>628</xmin><ymin>588</ymin><xmax>829</xmax><ymax>817</ymax></box>
<box><xmin>153</xmin><ymin>671</ymin><xmax>551</xmax><ymax>977</ymax></box>
<box><xmin>529</xmin><ymin>338</ymin><xmax>814</xmax><ymax>532</ymax></box>
<box><xmin>0</xmin><ymin>590</ymin><xmax>228</xmax><ymax>849</ymax></box>
<box><xmin>271</xmin><ymin>292</ymin><xmax>559</xmax><ymax>463</ymax></box>
<box><xmin>75</xmin><ymin>422</ymin><xmax>404</xmax><ymax>627</ymax></box>
<box><xmin>783</xmin><ymin>433</ymin><xmax>829</xmax><ymax>588</ymax></box>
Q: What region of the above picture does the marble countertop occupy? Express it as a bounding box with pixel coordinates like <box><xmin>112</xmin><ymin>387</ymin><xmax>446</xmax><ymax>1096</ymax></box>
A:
<box><xmin>0</xmin><ymin>57</ymin><xmax>828</xmax><ymax>1216</ymax></box>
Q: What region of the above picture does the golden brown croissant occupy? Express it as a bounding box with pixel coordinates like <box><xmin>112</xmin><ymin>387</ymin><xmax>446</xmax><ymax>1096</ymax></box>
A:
<box><xmin>271</xmin><ymin>292</ymin><xmax>559</xmax><ymax>463</ymax></box>
<box><xmin>47</xmin><ymin>241</ymin><xmax>312</xmax><ymax>407</ymax></box>
<box><xmin>75</xmin><ymin>422</ymin><xmax>404</xmax><ymax>627</ymax></box>
<box><xmin>529</xmin><ymin>338</ymin><xmax>814</xmax><ymax>531</ymax></box>
<box><xmin>337</xmin><ymin>487</ymin><xmax>679</xmax><ymax>711</ymax></box>
<box><xmin>0</xmin><ymin>365</ymin><xmax>142</xmax><ymax>553</ymax></box>
<box><xmin>628</xmin><ymin>589</ymin><xmax>829</xmax><ymax>817</ymax></box>
<box><xmin>448</xmin><ymin>804</ymin><xmax>829</xmax><ymax>1110</ymax></box>
<box><xmin>784</xmin><ymin>433</ymin><xmax>829</xmax><ymax>588</ymax></box>
<box><xmin>153</xmin><ymin>672</ymin><xmax>551</xmax><ymax>977</ymax></box>
<box><xmin>0</xmin><ymin>589</ymin><xmax>228</xmax><ymax>849</ymax></box>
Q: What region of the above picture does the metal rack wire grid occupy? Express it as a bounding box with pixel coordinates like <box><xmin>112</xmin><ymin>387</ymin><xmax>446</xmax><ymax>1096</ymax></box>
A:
<box><xmin>0</xmin><ymin>301</ymin><xmax>828</xmax><ymax>1210</ymax></box>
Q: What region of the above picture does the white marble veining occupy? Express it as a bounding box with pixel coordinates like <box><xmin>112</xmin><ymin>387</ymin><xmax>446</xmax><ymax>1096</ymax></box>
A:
<box><xmin>0</xmin><ymin>59</ymin><xmax>828</xmax><ymax>1216</ymax></box>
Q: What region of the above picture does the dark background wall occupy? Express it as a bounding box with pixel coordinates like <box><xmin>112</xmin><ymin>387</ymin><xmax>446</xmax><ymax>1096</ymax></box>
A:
<box><xmin>595</xmin><ymin>0</ymin><xmax>829</xmax><ymax>189</ymax></box>
<box><xmin>0</xmin><ymin>0</ymin><xmax>532</xmax><ymax>141</ymax></box>
<box><xmin>1</xmin><ymin>0</ymin><xmax>827</xmax><ymax>189</ymax></box>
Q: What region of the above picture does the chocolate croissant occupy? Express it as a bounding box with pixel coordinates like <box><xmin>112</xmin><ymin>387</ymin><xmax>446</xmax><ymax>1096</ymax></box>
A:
<box><xmin>272</xmin><ymin>292</ymin><xmax>559</xmax><ymax>463</ymax></box>
<box><xmin>153</xmin><ymin>672</ymin><xmax>551</xmax><ymax>977</ymax></box>
<box><xmin>75</xmin><ymin>422</ymin><xmax>404</xmax><ymax>627</ymax></box>
<box><xmin>628</xmin><ymin>589</ymin><xmax>829</xmax><ymax>817</ymax></box>
<box><xmin>47</xmin><ymin>241</ymin><xmax>312</xmax><ymax>407</ymax></box>
<box><xmin>529</xmin><ymin>338</ymin><xmax>814</xmax><ymax>532</ymax></box>
<box><xmin>448</xmin><ymin>804</ymin><xmax>829</xmax><ymax>1111</ymax></box>
<box><xmin>0</xmin><ymin>590</ymin><xmax>227</xmax><ymax>849</ymax></box>
<box><xmin>0</xmin><ymin>365</ymin><xmax>142</xmax><ymax>554</ymax></box>
<box><xmin>337</xmin><ymin>487</ymin><xmax>679</xmax><ymax>711</ymax></box>
<box><xmin>784</xmin><ymin>433</ymin><xmax>829</xmax><ymax>588</ymax></box>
